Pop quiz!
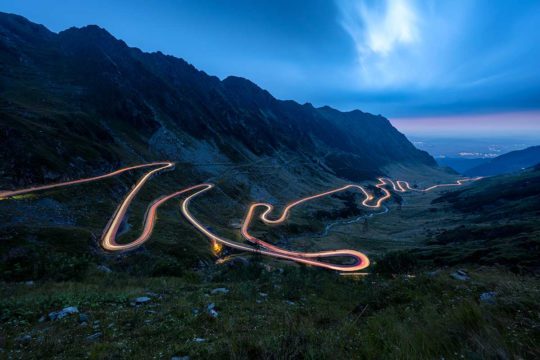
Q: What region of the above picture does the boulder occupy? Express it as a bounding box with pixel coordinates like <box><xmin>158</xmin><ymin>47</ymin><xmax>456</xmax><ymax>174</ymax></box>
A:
<box><xmin>97</xmin><ymin>265</ymin><xmax>112</xmax><ymax>273</ymax></box>
<box><xmin>210</xmin><ymin>287</ymin><xmax>229</xmax><ymax>295</ymax></box>
<box><xmin>450</xmin><ymin>269</ymin><xmax>470</xmax><ymax>281</ymax></box>
<box><xmin>480</xmin><ymin>291</ymin><xmax>497</xmax><ymax>304</ymax></box>
<box><xmin>48</xmin><ymin>306</ymin><xmax>79</xmax><ymax>320</ymax></box>
<box><xmin>86</xmin><ymin>332</ymin><xmax>102</xmax><ymax>342</ymax></box>
<box><xmin>132</xmin><ymin>296</ymin><xmax>151</xmax><ymax>305</ymax></box>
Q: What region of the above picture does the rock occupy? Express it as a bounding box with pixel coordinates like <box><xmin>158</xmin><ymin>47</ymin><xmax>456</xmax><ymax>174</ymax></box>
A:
<box><xmin>259</xmin><ymin>292</ymin><xmax>268</xmax><ymax>297</ymax></box>
<box><xmin>193</xmin><ymin>337</ymin><xmax>206</xmax><ymax>343</ymax></box>
<box><xmin>426</xmin><ymin>270</ymin><xmax>440</xmax><ymax>277</ymax></box>
<box><xmin>284</xmin><ymin>300</ymin><xmax>295</xmax><ymax>306</ymax></box>
<box><xmin>49</xmin><ymin>306</ymin><xmax>79</xmax><ymax>320</ymax></box>
<box><xmin>133</xmin><ymin>296</ymin><xmax>151</xmax><ymax>305</ymax></box>
<box><xmin>227</xmin><ymin>257</ymin><xmax>250</xmax><ymax>268</ymax></box>
<box><xmin>229</xmin><ymin>220</ymin><xmax>242</xmax><ymax>229</ymax></box>
<box><xmin>25</xmin><ymin>281</ymin><xmax>34</xmax><ymax>286</ymax></box>
<box><xmin>210</xmin><ymin>287</ymin><xmax>229</xmax><ymax>295</ymax></box>
<box><xmin>450</xmin><ymin>270</ymin><xmax>470</xmax><ymax>281</ymax></box>
<box><xmin>480</xmin><ymin>291</ymin><xmax>497</xmax><ymax>304</ymax></box>
<box><xmin>262</xmin><ymin>264</ymin><xmax>274</xmax><ymax>272</ymax></box>
<box><xmin>207</xmin><ymin>303</ymin><xmax>218</xmax><ymax>317</ymax></box>
<box><xmin>78</xmin><ymin>313</ymin><xmax>89</xmax><ymax>323</ymax></box>
<box><xmin>171</xmin><ymin>356</ymin><xmax>190</xmax><ymax>360</ymax></box>
<box><xmin>16</xmin><ymin>334</ymin><xmax>31</xmax><ymax>344</ymax></box>
<box><xmin>38</xmin><ymin>315</ymin><xmax>46</xmax><ymax>323</ymax></box>
<box><xmin>97</xmin><ymin>265</ymin><xmax>112</xmax><ymax>273</ymax></box>
<box><xmin>86</xmin><ymin>332</ymin><xmax>102</xmax><ymax>342</ymax></box>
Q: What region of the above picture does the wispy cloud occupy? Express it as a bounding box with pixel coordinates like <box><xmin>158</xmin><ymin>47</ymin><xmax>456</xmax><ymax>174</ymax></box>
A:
<box><xmin>339</xmin><ymin>0</ymin><xmax>419</xmax><ymax>57</ymax></box>
<box><xmin>337</xmin><ymin>0</ymin><xmax>424</xmax><ymax>87</ymax></box>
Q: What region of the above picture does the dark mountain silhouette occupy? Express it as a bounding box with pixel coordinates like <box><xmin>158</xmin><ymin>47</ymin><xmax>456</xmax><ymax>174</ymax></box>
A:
<box><xmin>465</xmin><ymin>146</ymin><xmax>540</xmax><ymax>176</ymax></box>
<box><xmin>436</xmin><ymin>157</ymin><xmax>490</xmax><ymax>174</ymax></box>
<box><xmin>0</xmin><ymin>12</ymin><xmax>435</xmax><ymax>187</ymax></box>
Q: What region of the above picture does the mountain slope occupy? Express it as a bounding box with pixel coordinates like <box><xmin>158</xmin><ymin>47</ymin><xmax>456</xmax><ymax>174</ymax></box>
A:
<box><xmin>465</xmin><ymin>146</ymin><xmax>540</xmax><ymax>176</ymax></box>
<box><xmin>436</xmin><ymin>157</ymin><xmax>490</xmax><ymax>174</ymax></box>
<box><xmin>0</xmin><ymin>12</ymin><xmax>435</xmax><ymax>189</ymax></box>
<box><xmin>427</xmin><ymin>165</ymin><xmax>540</xmax><ymax>272</ymax></box>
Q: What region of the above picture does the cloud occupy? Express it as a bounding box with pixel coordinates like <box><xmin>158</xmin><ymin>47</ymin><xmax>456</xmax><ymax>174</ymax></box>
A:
<box><xmin>337</xmin><ymin>0</ymin><xmax>423</xmax><ymax>87</ymax></box>
<box><xmin>361</xmin><ymin>0</ymin><xmax>418</xmax><ymax>56</ymax></box>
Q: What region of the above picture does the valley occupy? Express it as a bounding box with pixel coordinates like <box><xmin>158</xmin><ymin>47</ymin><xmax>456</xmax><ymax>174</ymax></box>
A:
<box><xmin>0</xmin><ymin>11</ymin><xmax>538</xmax><ymax>360</ymax></box>
<box><xmin>0</xmin><ymin>161</ymin><xmax>481</xmax><ymax>272</ymax></box>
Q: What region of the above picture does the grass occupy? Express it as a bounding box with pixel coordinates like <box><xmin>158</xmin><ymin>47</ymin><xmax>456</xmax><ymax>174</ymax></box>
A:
<box><xmin>1</xmin><ymin>266</ymin><xmax>538</xmax><ymax>359</ymax></box>
<box><xmin>1</xmin><ymin>167</ymin><xmax>539</xmax><ymax>358</ymax></box>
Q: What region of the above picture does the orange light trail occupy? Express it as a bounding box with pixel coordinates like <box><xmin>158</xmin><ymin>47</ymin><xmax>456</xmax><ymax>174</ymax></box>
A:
<box><xmin>0</xmin><ymin>162</ymin><xmax>480</xmax><ymax>271</ymax></box>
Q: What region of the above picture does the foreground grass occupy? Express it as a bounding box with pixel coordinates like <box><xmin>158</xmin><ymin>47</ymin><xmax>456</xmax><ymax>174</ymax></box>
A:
<box><xmin>1</xmin><ymin>264</ymin><xmax>538</xmax><ymax>359</ymax></box>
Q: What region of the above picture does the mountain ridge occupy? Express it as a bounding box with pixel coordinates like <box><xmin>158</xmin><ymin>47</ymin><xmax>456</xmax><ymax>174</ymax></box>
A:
<box><xmin>465</xmin><ymin>146</ymin><xmax>540</xmax><ymax>176</ymax></box>
<box><xmin>0</xmin><ymin>12</ymin><xmax>436</xmax><ymax>189</ymax></box>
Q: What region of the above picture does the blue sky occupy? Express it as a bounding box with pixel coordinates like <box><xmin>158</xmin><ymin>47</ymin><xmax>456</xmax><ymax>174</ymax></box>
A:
<box><xmin>1</xmin><ymin>0</ymin><xmax>539</xmax><ymax>135</ymax></box>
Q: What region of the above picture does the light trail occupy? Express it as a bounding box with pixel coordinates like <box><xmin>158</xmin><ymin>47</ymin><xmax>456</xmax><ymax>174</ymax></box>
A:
<box><xmin>180</xmin><ymin>184</ymin><xmax>370</xmax><ymax>271</ymax></box>
<box><xmin>0</xmin><ymin>162</ymin><xmax>175</xmax><ymax>199</ymax></box>
<box><xmin>0</xmin><ymin>162</ymin><xmax>481</xmax><ymax>271</ymax></box>
<box><xmin>381</xmin><ymin>177</ymin><xmax>482</xmax><ymax>193</ymax></box>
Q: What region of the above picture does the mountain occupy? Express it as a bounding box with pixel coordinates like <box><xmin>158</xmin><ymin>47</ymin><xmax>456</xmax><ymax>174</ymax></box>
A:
<box><xmin>0</xmin><ymin>12</ymin><xmax>435</xmax><ymax>189</ymax></box>
<box><xmin>429</xmin><ymin>165</ymin><xmax>540</xmax><ymax>272</ymax></box>
<box><xmin>436</xmin><ymin>157</ymin><xmax>490</xmax><ymax>174</ymax></box>
<box><xmin>464</xmin><ymin>146</ymin><xmax>540</xmax><ymax>176</ymax></box>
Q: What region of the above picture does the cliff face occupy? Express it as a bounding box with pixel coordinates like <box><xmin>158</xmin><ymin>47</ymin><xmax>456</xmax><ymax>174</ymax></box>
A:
<box><xmin>0</xmin><ymin>12</ymin><xmax>435</xmax><ymax>187</ymax></box>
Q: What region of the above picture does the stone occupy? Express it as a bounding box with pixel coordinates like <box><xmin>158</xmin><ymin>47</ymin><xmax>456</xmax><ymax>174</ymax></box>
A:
<box><xmin>171</xmin><ymin>356</ymin><xmax>190</xmax><ymax>360</ymax></box>
<box><xmin>133</xmin><ymin>296</ymin><xmax>151</xmax><ymax>305</ymax></box>
<box><xmin>210</xmin><ymin>287</ymin><xmax>229</xmax><ymax>295</ymax></box>
<box><xmin>479</xmin><ymin>291</ymin><xmax>497</xmax><ymax>304</ymax></box>
<box><xmin>48</xmin><ymin>306</ymin><xmax>79</xmax><ymax>320</ymax></box>
<box><xmin>450</xmin><ymin>270</ymin><xmax>470</xmax><ymax>281</ymax></box>
<box><xmin>78</xmin><ymin>313</ymin><xmax>89</xmax><ymax>323</ymax></box>
<box><xmin>193</xmin><ymin>337</ymin><xmax>206</xmax><ymax>343</ymax></box>
<box><xmin>86</xmin><ymin>332</ymin><xmax>102</xmax><ymax>342</ymax></box>
<box><xmin>17</xmin><ymin>334</ymin><xmax>32</xmax><ymax>344</ymax></box>
<box><xmin>227</xmin><ymin>257</ymin><xmax>250</xmax><ymax>268</ymax></box>
<box><xmin>426</xmin><ymin>270</ymin><xmax>440</xmax><ymax>277</ymax></box>
<box><xmin>97</xmin><ymin>265</ymin><xmax>112</xmax><ymax>273</ymax></box>
<box><xmin>207</xmin><ymin>303</ymin><xmax>218</xmax><ymax>317</ymax></box>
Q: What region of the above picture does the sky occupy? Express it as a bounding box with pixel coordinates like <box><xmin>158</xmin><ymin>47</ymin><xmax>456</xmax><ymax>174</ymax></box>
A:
<box><xmin>1</xmin><ymin>0</ymin><xmax>539</xmax><ymax>138</ymax></box>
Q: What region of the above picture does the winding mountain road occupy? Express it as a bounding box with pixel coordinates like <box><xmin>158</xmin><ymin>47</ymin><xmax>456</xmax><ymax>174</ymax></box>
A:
<box><xmin>0</xmin><ymin>162</ymin><xmax>480</xmax><ymax>271</ymax></box>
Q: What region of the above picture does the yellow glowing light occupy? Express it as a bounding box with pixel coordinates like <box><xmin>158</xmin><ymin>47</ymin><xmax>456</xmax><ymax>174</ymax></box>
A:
<box><xmin>212</xmin><ymin>240</ymin><xmax>223</xmax><ymax>254</ymax></box>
